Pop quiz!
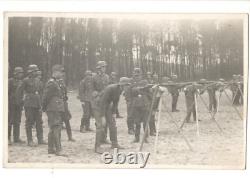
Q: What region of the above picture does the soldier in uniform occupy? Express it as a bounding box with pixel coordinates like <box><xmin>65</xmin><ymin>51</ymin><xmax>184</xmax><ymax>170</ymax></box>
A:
<box><xmin>58</xmin><ymin>68</ymin><xmax>75</xmax><ymax>142</ymax></box>
<box><xmin>18</xmin><ymin>64</ymin><xmax>46</xmax><ymax>146</ymax></box>
<box><xmin>131</xmin><ymin>79</ymin><xmax>151</xmax><ymax>143</ymax></box>
<box><xmin>8</xmin><ymin>67</ymin><xmax>25</xmax><ymax>145</ymax></box>
<box><xmin>110</xmin><ymin>71</ymin><xmax>123</xmax><ymax>118</ymax></box>
<box><xmin>206</xmin><ymin>79</ymin><xmax>219</xmax><ymax>113</ymax></box>
<box><xmin>169</xmin><ymin>74</ymin><xmax>180</xmax><ymax>112</ymax></box>
<box><xmin>92</xmin><ymin>61</ymin><xmax>110</xmax><ymax>144</ymax></box>
<box><xmin>93</xmin><ymin>77</ymin><xmax>130</xmax><ymax>153</ymax></box>
<box><xmin>79</xmin><ymin>70</ymin><xmax>94</xmax><ymax>133</ymax></box>
<box><xmin>42</xmin><ymin>65</ymin><xmax>67</xmax><ymax>156</ymax></box>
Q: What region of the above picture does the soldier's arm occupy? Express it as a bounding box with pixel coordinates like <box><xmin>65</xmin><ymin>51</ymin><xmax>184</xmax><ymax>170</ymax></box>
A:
<box><xmin>15</xmin><ymin>79</ymin><xmax>25</xmax><ymax>105</ymax></box>
<box><xmin>99</xmin><ymin>87</ymin><xmax>112</xmax><ymax>116</ymax></box>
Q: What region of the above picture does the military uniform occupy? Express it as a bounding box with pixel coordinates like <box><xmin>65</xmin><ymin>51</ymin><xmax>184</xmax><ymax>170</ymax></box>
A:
<box><xmin>131</xmin><ymin>80</ymin><xmax>151</xmax><ymax>142</ymax></box>
<box><xmin>183</xmin><ymin>85</ymin><xmax>197</xmax><ymax>122</ymax></box>
<box><xmin>18</xmin><ymin>65</ymin><xmax>45</xmax><ymax>146</ymax></box>
<box><xmin>110</xmin><ymin>72</ymin><xmax>122</xmax><ymax>118</ymax></box>
<box><xmin>124</xmin><ymin>79</ymin><xmax>134</xmax><ymax>134</ymax></box>
<box><xmin>79</xmin><ymin>71</ymin><xmax>94</xmax><ymax>132</ymax></box>
<box><xmin>207</xmin><ymin>84</ymin><xmax>219</xmax><ymax>112</ymax></box>
<box><xmin>169</xmin><ymin>75</ymin><xmax>180</xmax><ymax>112</ymax></box>
<box><xmin>58</xmin><ymin>79</ymin><xmax>75</xmax><ymax>141</ymax></box>
<box><xmin>42</xmin><ymin>77</ymin><xmax>65</xmax><ymax>155</ymax></box>
<box><xmin>92</xmin><ymin>61</ymin><xmax>110</xmax><ymax>144</ymax></box>
<box><xmin>8</xmin><ymin>67</ymin><xmax>25</xmax><ymax>144</ymax></box>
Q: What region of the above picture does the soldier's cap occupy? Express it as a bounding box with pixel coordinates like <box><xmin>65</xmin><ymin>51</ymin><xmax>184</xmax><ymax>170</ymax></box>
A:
<box><xmin>27</xmin><ymin>64</ymin><xmax>39</xmax><ymax>73</ymax></box>
<box><xmin>111</xmin><ymin>72</ymin><xmax>117</xmax><ymax>76</ymax></box>
<box><xmin>52</xmin><ymin>64</ymin><xmax>64</xmax><ymax>73</ymax></box>
<box><xmin>119</xmin><ymin>77</ymin><xmax>131</xmax><ymax>86</ymax></box>
<box><xmin>14</xmin><ymin>67</ymin><xmax>24</xmax><ymax>74</ymax></box>
<box><xmin>85</xmin><ymin>70</ymin><xmax>92</xmax><ymax>76</ymax></box>
<box><xmin>96</xmin><ymin>61</ymin><xmax>107</xmax><ymax>69</ymax></box>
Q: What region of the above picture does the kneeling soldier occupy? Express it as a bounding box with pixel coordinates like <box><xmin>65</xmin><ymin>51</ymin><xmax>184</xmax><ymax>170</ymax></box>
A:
<box><xmin>42</xmin><ymin>65</ymin><xmax>67</xmax><ymax>156</ymax></box>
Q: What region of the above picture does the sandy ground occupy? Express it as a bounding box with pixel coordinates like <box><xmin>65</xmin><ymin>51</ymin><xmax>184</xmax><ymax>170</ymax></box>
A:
<box><xmin>7</xmin><ymin>89</ymin><xmax>246</xmax><ymax>169</ymax></box>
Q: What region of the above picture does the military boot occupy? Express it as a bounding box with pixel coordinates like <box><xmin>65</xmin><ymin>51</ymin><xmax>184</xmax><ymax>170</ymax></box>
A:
<box><xmin>26</xmin><ymin>127</ymin><xmax>36</xmax><ymax>147</ymax></box>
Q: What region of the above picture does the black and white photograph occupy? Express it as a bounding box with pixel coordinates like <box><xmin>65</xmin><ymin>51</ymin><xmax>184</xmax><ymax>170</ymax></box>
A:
<box><xmin>3</xmin><ymin>12</ymin><xmax>247</xmax><ymax>169</ymax></box>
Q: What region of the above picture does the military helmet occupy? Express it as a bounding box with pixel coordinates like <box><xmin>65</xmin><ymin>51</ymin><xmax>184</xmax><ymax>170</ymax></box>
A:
<box><xmin>119</xmin><ymin>77</ymin><xmax>131</xmax><ymax>86</ymax></box>
<box><xmin>199</xmin><ymin>78</ymin><xmax>207</xmax><ymax>84</ymax></box>
<box><xmin>52</xmin><ymin>64</ymin><xmax>64</xmax><ymax>73</ymax></box>
<box><xmin>13</xmin><ymin>67</ymin><xmax>24</xmax><ymax>75</ymax></box>
<box><xmin>111</xmin><ymin>72</ymin><xmax>117</xmax><ymax>76</ymax></box>
<box><xmin>133</xmin><ymin>67</ymin><xmax>141</xmax><ymax>76</ymax></box>
<box><xmin>85</xmin><ymin>70</ymin><xmax>92</xmax><ymax>76</ymax></box>
<box><xmin>27</xmin><ymin>64</ymin><xmax>39</xmax><ymax>73</ymax></box>
<box><xmin>219</xmin><ymin>78</ymin><xmax>225</xmax><ymax>82</ymax></box>
<box><xmin>96</xmin><ymin>61</ymin><xmax>107</xmax><ymax>69</ymax></box>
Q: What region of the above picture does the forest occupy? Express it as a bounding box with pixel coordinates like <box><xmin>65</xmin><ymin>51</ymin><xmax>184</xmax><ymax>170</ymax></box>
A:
<box><xmin>8</xmin><ymin>17</ymin><xmax>243</xmax><ymax>87</ymax></box>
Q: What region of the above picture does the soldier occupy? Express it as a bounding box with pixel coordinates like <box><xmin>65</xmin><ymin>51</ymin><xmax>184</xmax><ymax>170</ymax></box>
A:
<box><xmin>131</xmin><ymin>79</ymin><xmax>151</xmax><ymax>143</ymax></box>
<box><xmin>206</xmin><ymin>79</ymin><xmax>219</xmax><ymax>113</ymax></box>
<box><xmin>93</xmin><ymin>77</ymin><xmax>130</xmax><ymax>153</ymax></box>
<box><xmin>18</xmin><ymin>64</ymin><xmax>46</xmax><ymax>146</ymax></box>
<box><xmin>79</xmin><ymin>70</ymin><xmax>94</xmax><ymax>132</ymax></box>
<box><xmin>58</xmin><ymin>68</ymin><xmax>75</xmax><ymax>142</ymax></box>
<box><xmin>183</xmin><ymin>84</ymin><xmax>198</xmax><ymax>123</ymax></box>
<box><xmin>124</xmin><ymin>68</ymin><xmax>142</xmax><ymax>135</ymax></box>
<box><xmin>169</xmin><ymin>74</ymin><xmax>180</xmax><ymax>112</ymax></box>
<box><xmin>42</xmin><ymin>64</ymin><xmax>67</xmax><ymax>156</ymax></box>
<box><xmin>8</xmin><ymin>67</ymin><xmax>25</xmax><ymax>145</ymax></box>
<box><xmin>109</xmin><ymin>71</ymin><xmax>123</xmax><ymax>118</ymax></box>
<box><xmin>92</xmin><ymin>61</ymin><xmax>110</xmax><ymax>144</ymax></box>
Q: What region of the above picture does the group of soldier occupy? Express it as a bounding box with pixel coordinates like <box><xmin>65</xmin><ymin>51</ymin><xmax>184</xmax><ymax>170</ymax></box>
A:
<box><xmin>8</xmin><ymin>60</ymin><xmax>244</xmax><ymax>156</ymax></box>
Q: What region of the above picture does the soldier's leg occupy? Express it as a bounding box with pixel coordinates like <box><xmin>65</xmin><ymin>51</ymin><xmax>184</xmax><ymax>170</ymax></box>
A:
<box><xmin>64</xmin><ymin>117</ymin><xmax>74</xmax><ymax>141</ymax></box>
<box><xmin>83</xmin><ymin>101</ymin><xmax>92</xmax><ymax>131</ymax></box>
<box><xmin>149</xmin><ymin>112</ymin><xmax>156</xmax><ymax>136</ymax></box>
<box><xmin>105</xmin><ymin>105</ymin><xmax>121</xmax><ymax>148</ymax></box>
<box><xmin>48</xmin><ymin>126</ymin><xmax>55</xmax><ymax>154</ymax></box>
<box><xmin>54</xmin><ymin>124</ymin><xmax>62</xmax><ymax>153</ymax></box>
<box><xmin>35</xmin><ymin>109</ymin><xmax>46</xmax><ymax>144</ymax></box>
<box><xmin>93</xmin><ymin>109</ymin><xmax>106</xmax><ymax>153</ymax></box>
<box><xmin>80</xmin><ymin>103</ymin><xmax>85</xmax><ymax>132</ymax></box>
<box><xmin>127</xmin><ymin>102</ymin><xmax>135</xmax><ymax>134</ymax></box>
<box><xmin>13</xmin><ymin>105</ymin><xmax>24</xmax><ymax>143</ymax></box>
<box><xmin>8</xmin><ymin>106</ymin><xmax>14</xmax><ymax>144</ymax></box>
<box><xmin>25</xmin><ymin>107</ymin><xmax>36</xmax><ymax>146</ymax></box>
<box><xmin>208</xmin><ymin>93</ymin><xmax>213</xmax><ymax>112</ymax></box>
<box><xmin>133</xmin><ymin>108</ymin><xmax>142</xmax><ymax>143</ymax></box>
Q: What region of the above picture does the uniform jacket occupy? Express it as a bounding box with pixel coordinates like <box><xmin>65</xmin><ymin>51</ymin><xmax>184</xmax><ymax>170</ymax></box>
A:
<box><xmin>98</xmin><ymin>84</ymin><xmax>122</xmax><ymax>117</ymax></box>
<box><xmin>79</xmin><ymin>76</ymin><xmax>94</xmax><ymax>102</ymax></box>
<box><xmin>42</xmin><ymin>78</ymin><xmax>65</xmax><ymax>112</ymax></box>
<box><xmin>17</xmin><ymin>76</ymin><xmax>42</xmax><ymax>108</ymax></box>
<box><xmin>92</xmin><ymin>73</ymin><xmax>110</xmax><ymax>93</ymax></box>
<box><xmin>131</xmin><ymin>80</ymin><xmax>151</xmax><ymax>108</ymax></box>
<box><xmin>58</xmin><ymin>79</ymin><xmax>71</xmax><ymax>119</ymax></box>
<box><xmin>9</xmin><ymin>78</ymin><xmax>23</xmax><ymax>106</ymax></box>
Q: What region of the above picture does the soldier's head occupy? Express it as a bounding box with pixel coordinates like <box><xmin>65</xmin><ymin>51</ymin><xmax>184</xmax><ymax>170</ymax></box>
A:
<box><xmin>119</xmin><ymin>77</ymin><xmax>131</xmax><ymax>91</ymax></box>
<box><xmin>161</xmin><ymin>76</ymin><xmax>170</xmax><ymax>83</ymax></box>
<box><xmin>199</xmin><ymin>78</ymin><xmax>207</xmax><ymax>85</ymax></box>
<box><xmin>52</xmin><ymin>64</ymin><xmax>64</xmax><ymax>80</ymax></box>
<box><xmin>27</xmin><ymin>64</ymin><xmax>39</xmax><ymax>77</ymax></box>
<box><xmin>96</xmin><ymin>61</ymin><xmax>107</xmax><ymax>74</ymax></box>
<box><xmin>85</xmin><ymin>70</ymin><xmax>92</xmax><ymax>77</ymax></box>
<box><xmin>111</xmin><ymin>72</ymin><xmax>117</xmax><ymax>78</ymax></box>
<box><xmin>133</xmin><ymin>68</ymin><xmax>142</xmax><ymax>82</ymax></box>
<box><xmin>36</xmin><ymin>70</ymin><xmax>42</xmax><ymax>81</ymax></box>
<box><xmin>146</xmin><ymin>72</ymin><xmax>152</xmax><ymax>79</ymax></box>
<box><xmin>153</xmin><ymin>73</ymin><xmax>159</xmax><ymax>82</ymax></box>
<box><xmin>171</xmin><ymin>74</ymin><xmax>178</xmax><ymax>81</ymax></box>
<box><xmin>13</xmin><ymin>67</ymin><xmax>24</xmax><ymax>79</ymax></box>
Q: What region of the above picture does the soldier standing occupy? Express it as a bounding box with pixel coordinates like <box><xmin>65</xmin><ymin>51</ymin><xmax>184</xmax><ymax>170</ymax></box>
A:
<box><xmin>169</xmin><ymin>74</ymin><xmax>180</xmax><ymax>112</ymax></box>
<box><xmin>18</xmin><ymin>64</ymin><xmax>46</xmax><ymax>146</ymax></box>
<box><xmin>79</xmin><ymin>70</ymin><xmax>94</xmax><ymax>132</ymax></box>
<box><xmin>8</xmin><ymin>67</ymin><xmax>25</xmax><ymax>145</ymax></box>
<box><xmin>42</xmin><ymin>65</ymin><xmax>67</xmax><ymax>156</ymax></box>
<box><xmin>110</xmin><ymin>71</ymin><xmax>123</xmax><ymax>118</ymax></box>
<box><xmin>93</xmin><ymin>77</ymin><xmax>130</xmax><ymax>153</ymax></box>
<box><xmin>92</xmin><ymin>61</ymin><xmax>110</xmax><ymax>144</ymax></box>
<box><xmin>131</xmin><ymin>79</ymin><xmax>151</xmax><ymax>143</ymax></box>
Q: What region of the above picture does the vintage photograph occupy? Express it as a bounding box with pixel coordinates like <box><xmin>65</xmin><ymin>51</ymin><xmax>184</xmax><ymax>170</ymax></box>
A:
<box><xmin>3</xmin><ymin>13</ymin><xmax>247</xmax><ymax>169</ymax></box>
